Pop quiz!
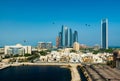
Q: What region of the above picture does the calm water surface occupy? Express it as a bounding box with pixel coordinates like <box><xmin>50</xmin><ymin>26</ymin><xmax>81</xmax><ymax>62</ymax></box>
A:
<box><xmin>77</xmin><ymin>66</ymin><xmax>87</xmax><ymax>81</ymax></box>
<box><xmin>0</xmin><ymin>65</ymin><xmax>71</xmax><ymax>81</ymax></box>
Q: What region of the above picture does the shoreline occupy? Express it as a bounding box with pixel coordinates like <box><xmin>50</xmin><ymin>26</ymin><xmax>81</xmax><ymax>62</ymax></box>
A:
<box><xmin>0</xmin><ymin>64</ymin><xmax>10</xmax><ymax>70</ymax></box>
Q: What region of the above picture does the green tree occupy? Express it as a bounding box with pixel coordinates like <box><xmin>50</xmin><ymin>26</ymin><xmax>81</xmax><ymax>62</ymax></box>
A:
<box><xmin>105</xmin><ymin>49</ymin><xmax>114</xmax><ymax>53</ymax></box>
<box><xmin>13</xmin><ymin>54</ymin><xmax>19</xmax><ymax>57</ymax></box>
<box><xmin>4</xmin><ymin>54</ymin><xmax>11</xmax><ymax>58</ymax></box>
<box><xmin>39</xmin><ymin>50</ymin><xmax>47</xmax><ymax>56</ymax></box>
<box><xmin>93</xmin><ymin>50</ymin><xmax>99</xmax><ymax>54</ymax></box>
<box><xmin>70</xmin><ymin>49</ymin><xmax>76</xmax><ymax>53</ymax></box>
<box><xmin>27</xmin><ymin>54</ymin><xmax>40</xmax><ymax>61</ymax></box>
<box><xmin>24</xmin><ymin>53</ymin><xmax>31</xmax><ymax>57</ymax></box>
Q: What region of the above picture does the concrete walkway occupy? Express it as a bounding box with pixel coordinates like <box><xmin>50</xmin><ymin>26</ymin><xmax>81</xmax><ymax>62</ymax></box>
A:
<box><xmin>70</xmin><ymin>64</ymin><xmax>81</xmax><ymax>81</ymax></box>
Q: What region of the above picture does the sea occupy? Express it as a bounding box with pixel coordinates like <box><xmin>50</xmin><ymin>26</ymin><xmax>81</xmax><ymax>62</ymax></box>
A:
<box><xmin>0</xmin><ymin>65</ymin><xmax>71</xmax><ymax>81</ymax></box>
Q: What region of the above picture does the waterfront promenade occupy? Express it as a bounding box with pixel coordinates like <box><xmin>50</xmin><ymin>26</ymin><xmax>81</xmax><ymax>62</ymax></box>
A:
<box><xmin>70</xmin><ymin>64</ymin><xmax>81</xmax><ymax>81</ymax></box>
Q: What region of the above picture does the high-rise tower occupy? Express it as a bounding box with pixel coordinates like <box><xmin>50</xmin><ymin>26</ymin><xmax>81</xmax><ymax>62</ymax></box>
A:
<box><xmin>69</xmin><ymin>28</ymin><xmax>73</xmax><ymax>47</ymax></box>
<box><xmin>57</xmin><ymin>26</ymin><xmax>78</xmax><ymax>48</ymax></box>
<box><xmin>73</xmin><ymin>30</ymin><xmax>78</xmax><ymax>43</ymax></box>
<box><xmin>61</xmin><ymin>25</ymin><xmax>64</xmax><ymax>47</ymax></box>
<box><xmin>56</xmin><ymin>36</ymin><xmax>60</xmax><ymax>48</ymax></box>
<box><xmin>64</xmin><ymin>27</ymin><xmax>68</xmax><ymax>47</ymax></box>
<box><xmin>58</xmin><ymin>32</ymin><xmax>62</xmax><ymax>47</ymax></box>
<box><xmin>101</xmin><ymin>19</ymin><xmax>108</xmax><ymax>49</ymax></box>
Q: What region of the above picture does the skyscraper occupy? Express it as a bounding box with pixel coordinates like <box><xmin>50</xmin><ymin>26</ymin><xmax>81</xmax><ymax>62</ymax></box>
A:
<box><xmin>69</xmin><ymin>28</ymin><xmax>73</xmax><ymax>47</ymax></box>
<box><xmin>64</xmin><ymin>27</ymin><xmax>68</xmax><ymax>47</ymax></box>
<box><xmin>57</xmin><ymin>25</ymin><xmax>78</xmax><ymax>48</ymax></box>
<box><xmin>59</xmin><ymin>32</ymin><xmax>62</xmax><ymax>47</ymax></box>
<box><xmin>61</xmin><ymin>25</ymin><xmax>64</xmax><ymax>47</ymax></box>
<box><xmin>101</xmin><ymin>19</ymin><xmax>108</xmax><ymax>49</ymax></box>
<box><xmin>56</xmin><ymin>36</ymin><xmax>60</xmax><ymax>48</ymax></box>
<box><xmin>73</xmin><ymin>30</ymin><xmax>78</xmax><ymax>43</ymax></box>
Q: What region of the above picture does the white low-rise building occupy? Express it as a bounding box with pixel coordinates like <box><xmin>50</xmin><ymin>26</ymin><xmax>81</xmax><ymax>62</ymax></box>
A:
<box><xmin>4</xmin><ymin>44</ymin><xmax>31</xmax><ymax>55</ymax></box>
<box><xmin>92</xmin><ymin>55</ymin><xmax>103</xmax><ymax>63</ymax></box>
<box><xmin>69</xmin><ymin>53</ymin><xmax>81</xmax><ymax>63</ymax></box>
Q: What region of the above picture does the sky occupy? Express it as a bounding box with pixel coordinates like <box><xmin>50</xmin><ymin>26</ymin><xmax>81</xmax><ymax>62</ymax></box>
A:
<box><xmin>0</xmin><ymin>0</ymin><xmax>120</xmax><ymax>47</ymax></box>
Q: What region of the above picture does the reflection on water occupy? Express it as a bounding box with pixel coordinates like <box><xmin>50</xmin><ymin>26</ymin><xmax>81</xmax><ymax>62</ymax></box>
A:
<box><xmin>0</xmin><ymin>66</ymin><xmax>71</xmax><ymax>81</ymax></box>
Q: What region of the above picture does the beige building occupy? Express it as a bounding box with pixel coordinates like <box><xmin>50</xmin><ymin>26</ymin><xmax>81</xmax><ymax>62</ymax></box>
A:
<box><xmin>4</xmin><ymin>44</ymin><xmax>31</xmax><ymax>55</ymax></box>
<box><xmin>38</xmin><ymin>42</ymin><xmax>53</xmax><ymax>51</ymax></box>
<box><xmin>73</xmin><ymin>42</ymin><xmax>80</xmax><ymax>51</ymax></box>
<box><xmin>0</xmin><ymin>48</ymin><xmax>4</xmax><ymax>54</ymax></box>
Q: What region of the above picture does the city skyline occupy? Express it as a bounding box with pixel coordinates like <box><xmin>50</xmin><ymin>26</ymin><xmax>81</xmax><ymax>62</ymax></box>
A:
<box><xmin>0</xmin><ymin>0</ymin><xmax>120</xmax><ymax>47</ymax></box>
<box><xmin>57</xmin><ymin>26</ymin><xmax>78</xmax><ymax>48</ymax></box>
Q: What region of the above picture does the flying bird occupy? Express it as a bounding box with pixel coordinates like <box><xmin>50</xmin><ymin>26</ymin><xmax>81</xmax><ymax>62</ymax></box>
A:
<box><xmin>85</xmin><ymin>24</ymin><xmax>91</xmax><ymax>27</ymax></box>
<box><xmin>88</xmin><ymin>24</ymin><xmax>91</xmax><ymax>27</ymax></box>
<box><xmin>52</xmin><ymin>22</ymin><xmax>55</xmax><ymax>24</ymax></box>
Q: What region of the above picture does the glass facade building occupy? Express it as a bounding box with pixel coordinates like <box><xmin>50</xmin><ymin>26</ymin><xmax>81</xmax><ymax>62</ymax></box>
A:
<box><xmin>7</xmin><ymin>48</ymin><xmax>24</xmax><ymax>55</ymax></box>
<box><xmin>58</xmin><ymin>26</ymin><xmax>78</xmax><ymax>48</ymax></box>
<box><xmin>5</xmin><ymin>44</ymin><xmax>31</xmax><ymax>55</ymax></box>
<box><xmin>59</xmin><ymin>32</ymin><xmax>62</xmax><ymax>47</ymax></box>
<box><xmin>61</xmin><ymin>25</ymin><xmax>64</xmax><ymax>47</ymax></box>
<box><xmin>64</xmin><ymin>27</ymin><xmax>68</xmax><ymax>47</ymax></box>
<box><xmin>101</xmin><ymin>19</ymin><xmax>108</xmax><ymax>49</ymax></box>
<box><xmin>73</xmin><ymin>31</ymin><xmax>78</xmax><ymax>43</ymax></box>
<box><xmin>69</xmin><ymin>28</ymin><xmax>73</xmax><ymax>47</ymax></box>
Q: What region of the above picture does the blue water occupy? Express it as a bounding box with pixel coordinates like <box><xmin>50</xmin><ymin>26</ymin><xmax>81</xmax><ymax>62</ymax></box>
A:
<box><xmin>77</xmin><ymin>66</ymin><xmax>88</xmax><ymax>81</ymax></box>
<box><xmin>0</xmin><ymin>65</ymin><xmax>71</xmax><ymax>81</ymax></box>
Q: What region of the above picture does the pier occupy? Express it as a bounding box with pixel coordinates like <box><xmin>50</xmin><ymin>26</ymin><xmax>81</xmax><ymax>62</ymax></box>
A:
<box><xmin>0</xmin><ymin>64</ymin><xmax>10</xmax><ymax>70</ymax></box>
<box><xmin>70</xmin><ymin>64</ymin><xmax>81</xmax><ymax>81</ymax></box>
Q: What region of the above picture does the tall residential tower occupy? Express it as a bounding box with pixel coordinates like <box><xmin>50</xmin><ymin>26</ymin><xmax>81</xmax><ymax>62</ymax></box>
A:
<box><xmin>73</xmin><ymin>30</ymin><xmax>78</xmax><ymax>43</ymax></box>
<box><xmin>64</xmin><ymin>27</ymin><xmax>68</xmax><ymax>47</ymax></box>
<box><xmin>69</xmin><ymin>28</ymin><xmax>73</xmax><ymax>47</ymax></box>
<box><xmin>101</xmin><ymin>19</ymin><xmax>108</xmax><ymax>49</ymax></box>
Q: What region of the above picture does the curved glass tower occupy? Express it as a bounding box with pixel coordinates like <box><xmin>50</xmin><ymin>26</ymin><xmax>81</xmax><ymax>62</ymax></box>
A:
<box><xmin>58</xmin><ymin>25</ymin><xmax>78</xmax><ymax>48</ymax></box>
<box><xmin>58</xmin><ymin>32</ymin><xmax>62</xmax><ymax>47</ymax></box>
<box><xmin>73</xmin><ymin>30</ymin><xmax>78</xmax><ymax>43</ymax></box>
